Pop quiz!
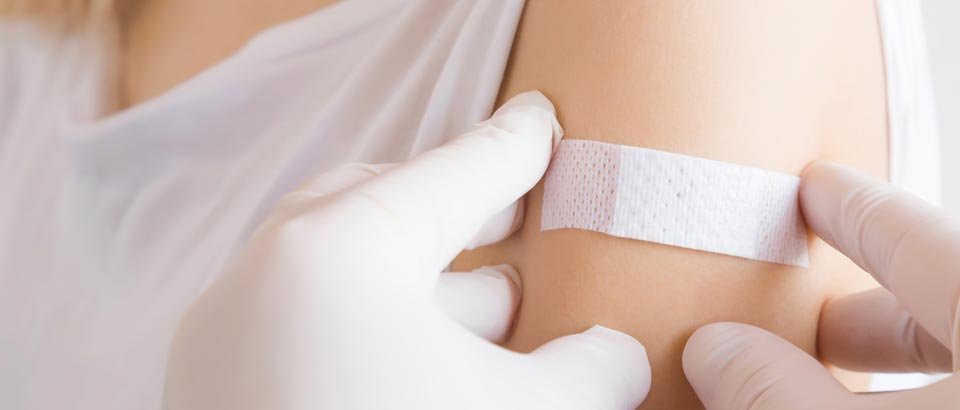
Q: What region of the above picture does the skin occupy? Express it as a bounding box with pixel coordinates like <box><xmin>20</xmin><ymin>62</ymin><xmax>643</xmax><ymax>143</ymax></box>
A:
<box><xmin>453</xmin><ymin>1</ymin><xmax>888</xmax><ymax>409</ymax></box>
<box><xmin>117</xmin><ymin>1</ymin><xmax>886</xmax><ymax>408</ymax></box>
<box><xmin>117</xmin><ymin>0</ymin><xmax>339</xmax><ymax>108</ymax></box>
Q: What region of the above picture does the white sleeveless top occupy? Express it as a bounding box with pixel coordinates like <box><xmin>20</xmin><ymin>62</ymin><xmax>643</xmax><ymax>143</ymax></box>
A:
<box><xmin>1</xmin><ymin>1</ymin><xmax>524</xmax><ymax>408</ymax></box>
<box><xmin>0</xmin><ymin>0</ymin><xmax>939</xmax><ymax>408</ymax></box>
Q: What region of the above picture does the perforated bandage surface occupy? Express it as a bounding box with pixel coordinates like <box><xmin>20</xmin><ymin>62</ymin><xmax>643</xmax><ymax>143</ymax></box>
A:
<box><xmin>541</xmin><ymin>139</ymin><xmax>809</xmax><ymax>267</ymax></box>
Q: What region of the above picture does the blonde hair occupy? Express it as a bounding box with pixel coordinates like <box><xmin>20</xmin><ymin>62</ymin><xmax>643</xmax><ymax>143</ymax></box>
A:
<box><xmin>0</xmin><ymin>0</ymin><xmax>118</xmax><ymax>29</ymax></box>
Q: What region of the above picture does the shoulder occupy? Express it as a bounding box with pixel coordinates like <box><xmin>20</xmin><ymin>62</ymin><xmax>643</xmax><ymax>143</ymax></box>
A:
<box><xmin>502</xmin><ymin>0</ymin><xmax>888</xmax><ymax>176</ymax></box>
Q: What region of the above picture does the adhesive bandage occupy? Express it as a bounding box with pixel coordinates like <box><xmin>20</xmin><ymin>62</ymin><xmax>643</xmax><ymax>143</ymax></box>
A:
<box><xmin>541</xmin><ymin>139</ymin><xmax>809</xmax><ymax>267</ymax></box>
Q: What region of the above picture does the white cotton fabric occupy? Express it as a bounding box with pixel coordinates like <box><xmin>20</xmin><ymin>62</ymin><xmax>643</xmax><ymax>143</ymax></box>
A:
<box><xmin>0</xmin><ymin>1</ymin><xmax>524</xmax><ymax>408</ymax></box>
<box><xmin>542</xmin><ymin>140</ymin><xmax>809</xmax><ymax>267</ymax></box>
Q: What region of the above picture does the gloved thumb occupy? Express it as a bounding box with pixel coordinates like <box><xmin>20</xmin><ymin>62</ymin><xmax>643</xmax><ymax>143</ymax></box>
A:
<box><xmin>682</xmin><ymin>323</ymin><xmax>852</xmax><ymax>410</ymax></box>
<box><xmin>527</xmin><ymin>325</ymin><xmax>651</xmax><ymax>409</ymax></box>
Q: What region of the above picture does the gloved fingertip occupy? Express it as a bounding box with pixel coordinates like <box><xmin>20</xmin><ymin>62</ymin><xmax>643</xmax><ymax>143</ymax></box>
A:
<box><xmin>485</xmin><ymin>264</ymin><xmax>522</xmax><ymax>293</ymax></box>
<box><xmin>682</xmin><ymin>323</ymin><xmax>750</xmax><ymax>393</ymax></box>
<box><xmin>583</xmin><ymin>325</ymin><xmax>652</xmax><ymax>405</ymax></box>
<box><xmin>801</xmin><ymin>160</ymin><xmax>848</xmax><ymax>178</ymax></box>
<box><xmin>797</xmin><ymin>161</ymin><xmax>860</xmax><ymax>249</ymax></box>
<box><xmin>584</xmin><ymin>324</ymin><xmax>639</xmax><ymax>343</ymax></box>
<box><xmin>800</xmin><ymin>160</ymin><xmax>882</xmax><ymax>200</ymax></box>
<box><xmin>799</xmin><ymin>161</ymin><xmax>845</xmax><ymax>205</ymax></box>
<box><xmin>491</xmin><ymin>90</ymin><xmax>564</xmax><ymax>153</ymax></box>
<box><xmin>528</xmin><ymin>325</ymin><xmax>650</xmax><ymax>408</ymax></box>
<box><xmin>509</xmin><ymin>198</ymin><xmax>526</xmax><ymax>235</ymax></box>
<box><xmin>583</xmin><ymin>325</ymin><xmax>652</xmax><ymax>384</ymax></box>
<box><xmin>494</xmin><ymin>90</ymin><xmax>556</xmax><ymax>117</ymax></box>
<box><xmin>550</xmin><ymin>114</ymin><xmax>564</xmax><ymax>153</ymax></box>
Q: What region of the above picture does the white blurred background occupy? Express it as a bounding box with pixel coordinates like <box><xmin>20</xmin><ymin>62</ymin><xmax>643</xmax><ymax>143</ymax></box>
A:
<box><xmin>925</xmin><ymin>1</ymin><xmax>959</xmax><ymax>215</ymax></box>
<box><xmin>870</xmin><ymin>0</ymin><xmax>956</xmax><ymax>391</ymax></box>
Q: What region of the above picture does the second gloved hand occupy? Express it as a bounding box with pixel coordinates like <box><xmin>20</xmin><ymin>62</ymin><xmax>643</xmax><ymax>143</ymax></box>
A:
<box><xmin>681</xmin><ymin>161</ymin><xmax>959</xmax><ymax>409</ymax></box>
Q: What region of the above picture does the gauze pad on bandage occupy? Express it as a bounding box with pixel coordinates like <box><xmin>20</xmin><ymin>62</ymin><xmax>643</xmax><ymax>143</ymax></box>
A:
<box><xmin>541</xmin><ymin>139</ymin><xmax>809</xmax><ymax>267</ymax></box>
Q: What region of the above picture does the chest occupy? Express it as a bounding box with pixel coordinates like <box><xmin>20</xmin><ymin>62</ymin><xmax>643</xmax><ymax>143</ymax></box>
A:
<box><xmin>118</xmin><ymin>0</ymin><xmax>340</xmax><ymax>110</ymax></box>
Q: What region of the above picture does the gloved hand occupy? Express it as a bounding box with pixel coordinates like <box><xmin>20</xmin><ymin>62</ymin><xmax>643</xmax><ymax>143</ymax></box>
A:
<box><xmin>682</xmin><ymin>161</ymin><xmax>959</xmax><ymax>409</ymax></box>
<box><xmin>162</xmin><ymin>91</ymin><xmax>652</xmax><ymax>410</ymax></box>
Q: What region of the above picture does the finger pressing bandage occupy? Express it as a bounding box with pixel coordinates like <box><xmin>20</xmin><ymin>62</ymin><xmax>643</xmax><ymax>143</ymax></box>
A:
<box><xmin>541</xmin><ymin>140</ymin><xmax>809</xmax><ymax>267</ymax></box>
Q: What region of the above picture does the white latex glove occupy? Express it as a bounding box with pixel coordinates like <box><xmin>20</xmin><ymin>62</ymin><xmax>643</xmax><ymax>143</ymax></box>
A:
<box><xmin>682</xmin><ymin>161</ymin><xmax>959</xmax><ymax>409</ymax></box>
<box><xmin>162</xmin><ymin>91</ymin><xmax>652</xmax><ymax>410</ymax></box>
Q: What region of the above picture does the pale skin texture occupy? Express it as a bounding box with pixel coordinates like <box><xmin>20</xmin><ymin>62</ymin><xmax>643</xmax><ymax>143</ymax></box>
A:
<box><xmin>117</xmin><ymin>1</ymin><xmax>886</xmax><ymax>409</ymax></box>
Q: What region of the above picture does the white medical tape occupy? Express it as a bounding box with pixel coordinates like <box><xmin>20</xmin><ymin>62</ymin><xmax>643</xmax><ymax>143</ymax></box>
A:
<box><xmin>541</xmin><ymin>139</ymin><xmax>809</xmax><ymax>267</ymax></box>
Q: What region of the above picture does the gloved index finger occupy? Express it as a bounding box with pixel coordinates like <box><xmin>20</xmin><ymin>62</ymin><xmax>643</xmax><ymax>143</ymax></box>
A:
<box><xmin>800</xmin><ymin>161</ymin><xmax>960</xmax><ymax>370</ymax></box>
<box><xmin>342</xmin><ymin>91</ymin><xmax>561</xmax><ymax>286</ymax></box>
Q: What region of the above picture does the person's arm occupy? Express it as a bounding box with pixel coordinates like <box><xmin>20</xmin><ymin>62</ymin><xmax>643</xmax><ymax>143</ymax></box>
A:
<box><xmin>454</xmin><ymin>1</ymin><xmax>888</xmax><ymax>407</ymax></box>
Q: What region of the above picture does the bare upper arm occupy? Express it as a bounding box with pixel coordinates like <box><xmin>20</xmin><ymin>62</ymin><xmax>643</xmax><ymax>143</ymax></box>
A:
<box><xmin>495</xmin><ymin>0</ymin><xmax>887</xmax><ymax>174</ymax></box>
<box><xmin>455</xmin><ymin>1</ymin><xmax>887</xmax><ymax>408</ymax></box>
